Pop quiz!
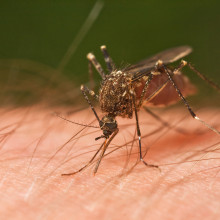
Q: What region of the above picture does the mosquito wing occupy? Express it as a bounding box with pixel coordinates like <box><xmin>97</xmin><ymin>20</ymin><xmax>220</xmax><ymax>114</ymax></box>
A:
<box><xmin>125</xmin><ymin>46</ymin><xmax>192</xmax><ymax>78</ymax></box>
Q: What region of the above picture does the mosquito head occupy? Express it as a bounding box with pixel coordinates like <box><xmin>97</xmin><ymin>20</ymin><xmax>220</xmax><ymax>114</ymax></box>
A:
<box><xmin>95</xmin><ymin>115</ymin><xmax>118</xmax><ymax>140</ymax></box>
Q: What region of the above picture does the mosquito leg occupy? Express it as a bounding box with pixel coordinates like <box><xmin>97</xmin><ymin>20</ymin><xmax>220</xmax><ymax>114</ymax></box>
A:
<box><xmin>87</xmin><ymin>52</ymin><xmax>106</xmax><ymax>79</ymax></box>
<box><xmin>100</xmin><ymin>45</ymin><xmax>115</xmax><ymax>72</ymax></box>
<box><xmin>163</xmin><ymin>65</ymin><xmax>220</xmax><ymax>135</ymax></box>
<box><xmin>186</xmin><ymin>61</ymin><xmax>220</xmax><ymax>92</ymax></box>
<box><xmin>88</xmin><ymin>60</ymin><xmax>95</xmax><ymax>91</ymax></box>
<box><xmin>62</xmin><ymin>140</ymin><xmax>105</xmax><ymax>176</ymax></box>
<box><xmin>137</xmin><ymin>74</ymin><xmax>153</xmax><ymax>109</ymax></box>
<box><xmin>93</xmin><ymin>129</ymin><xmax>119</xmax><ymax>174</ymax></box>
<box><xmin>82</xmin><ymin>84</ymin><xmax>99</xmax><ymax>101</ymax></box>
<box><xmin>132</xmin><ymin>93</ymin><xmax>159</xmax><ymax>169</ymax></box>
<box><xmin>173</xmin><ymin>59</ymin><xmax>220</xmax><ymax>92</ymax></box>
<box><xmin>145</xmin><ymin>79</ymin><xmax>169</xmax><ymax>103</ymax></box>
<box><xmin>81</xmin><ymin>85</ymin><xmax>101</xmax><ymax>123</ymax></box>
<box><xmin>173</xmin><ymin>60</ymin><xmax>188</xmax><ymax>74</ymax></box>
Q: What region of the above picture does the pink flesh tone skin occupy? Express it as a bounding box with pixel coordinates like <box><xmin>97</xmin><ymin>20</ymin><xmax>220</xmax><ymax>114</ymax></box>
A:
<box><xmin>0</xmin><ymin>106</ymin><xmax>219</xmax><ymax>220</ymax></box>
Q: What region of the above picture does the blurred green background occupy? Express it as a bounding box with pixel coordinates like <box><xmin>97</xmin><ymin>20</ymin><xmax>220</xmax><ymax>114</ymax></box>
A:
<box><xmin>0</xmin><ymin>0</ymin><xmax>219</xmax><ymax>106</ymax></box>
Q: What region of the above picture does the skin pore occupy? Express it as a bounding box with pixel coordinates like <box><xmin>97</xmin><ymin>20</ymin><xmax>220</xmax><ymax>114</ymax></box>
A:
<box><xmin>0</xmin><ymin>105</ymin><xmax>219</xmax><ymax>219</ymax></box>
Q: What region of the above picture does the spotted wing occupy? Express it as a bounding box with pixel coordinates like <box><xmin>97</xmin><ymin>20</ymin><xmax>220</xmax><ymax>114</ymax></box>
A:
<box><xmin>125</xmin><ymin>46</ymin><xmax>192</xmax><ymax>79</ymax></box>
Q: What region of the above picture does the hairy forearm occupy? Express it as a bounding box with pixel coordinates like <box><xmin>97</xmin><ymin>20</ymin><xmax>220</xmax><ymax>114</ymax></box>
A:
<box><xmin>0</xmin><ymin>107</ymin><xmax>219</xmax><ymax>219</ymax></box>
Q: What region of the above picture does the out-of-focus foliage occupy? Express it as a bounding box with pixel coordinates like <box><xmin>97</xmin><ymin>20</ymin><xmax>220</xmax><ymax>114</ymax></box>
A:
<box><xmin>0</xmin><ymin>0</ymin><xmax>219</xmax><ymax>106</ymax></box>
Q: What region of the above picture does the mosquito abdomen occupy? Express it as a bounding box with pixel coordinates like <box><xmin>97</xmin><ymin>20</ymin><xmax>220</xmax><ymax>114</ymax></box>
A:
<box><xmin>135</xmin><ymin>72</ymin><xmax>197</xmax><ymax>107</ymax></box>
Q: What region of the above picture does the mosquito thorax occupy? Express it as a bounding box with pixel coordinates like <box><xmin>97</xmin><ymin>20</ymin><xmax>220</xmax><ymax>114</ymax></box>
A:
<box><xmin>99</xmin><ymin>115</ymin><xmax>118</xmax><ymax>138</ymax></box>
<box><xmin>99</xmin><ymin>70</ymin><xmax>134</xmax><ymax>118</ymax></box>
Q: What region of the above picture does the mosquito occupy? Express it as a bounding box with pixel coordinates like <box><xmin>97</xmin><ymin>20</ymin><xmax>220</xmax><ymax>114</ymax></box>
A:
<box><xmin>62</xmin><ymin>45</ymin><xmax>220</xmax><ymax>175</ymax></box>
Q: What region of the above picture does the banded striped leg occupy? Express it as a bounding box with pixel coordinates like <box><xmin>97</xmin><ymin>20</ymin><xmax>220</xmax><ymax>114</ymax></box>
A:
<box><xmin>162</xmin><ymin>64</ymin><xmax>220</xmax><ymax>135</ymax></box>
<box><xmin>173</xmin><ymin>59</ymin><xmax>220</xmax><ymax>92</ymax></box>
<box><xmin>82</xmin><ymin>84</ymin><xmax>99</xmax><ymax>101</ymax></box>
<box><xmin>143</xmin><ymin>59</ymin><xmax>187</xmax><ymax>104</ymax></box>
<box><xmin>100</xmin><ymin>45</ymin><xmax>115</xmax><ymax>72</ymax></box>
<box><xmin>183</xmin><ymin>60</ymin><xmax>220</xmax><ymax>92</ymax></box>
<box><xmin>88</xmin><ymin>60</ymin><xmax>95</xmax><ymax>91</ymax></box>
<box><xmin>137</xmin><ymin>74</ymin><xmax>153</xmax><ymax>110</ymax></box>
<box><xmin>173</xmin><ymin>60</ymin><xmax>188</xmax><ymax>74</ymax></box>
<box><xmin>132</xmin><ymin>93</ymin><xmax>159</xmax><ymax>169</ymax></box>
<box><xmin>81</xmin><ymin>85</ymin><xmax>116</xmax><ymax>142</ymax></box>
<box><xmin>62</xmin><ymin>85</ymin><xmax>111</xmax><ymax>176</ymax></box>
<box><xmin>80</xmin><ymin>85</ymin><xmax>101</xmax><ymax>124</ymax></box>
<box><xmin>87</xmin><ymin>53</ymin><xmax>106</xmax><ymax>79</ymax></box>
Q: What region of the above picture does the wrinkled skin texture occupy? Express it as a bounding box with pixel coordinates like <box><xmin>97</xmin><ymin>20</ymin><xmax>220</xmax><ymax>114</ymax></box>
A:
<box><xmin>0</xmin><ymin>106</ymin><xmax>219</xmax><ymax>220</ymax></box>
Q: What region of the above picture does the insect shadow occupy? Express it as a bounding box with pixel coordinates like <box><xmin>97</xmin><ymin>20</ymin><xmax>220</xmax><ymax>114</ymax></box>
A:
<box><xmin>61</xmin><ymin>45</ymin><xmax>220</xmax><ymax>175</ymax></box>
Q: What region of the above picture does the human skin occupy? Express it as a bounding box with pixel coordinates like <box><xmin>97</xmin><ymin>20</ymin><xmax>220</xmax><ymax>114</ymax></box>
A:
<box><xmin>0</xmin><ymin>106</ymin><xmax>219</xmax><ymax>220</ymax></box>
